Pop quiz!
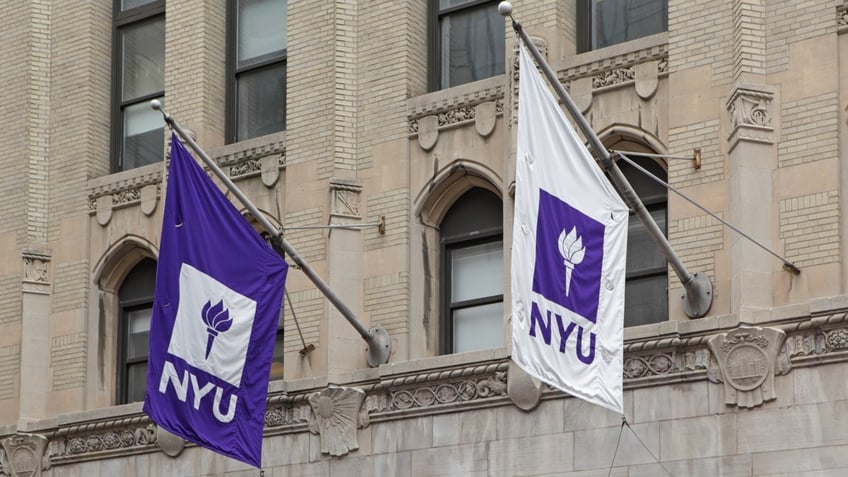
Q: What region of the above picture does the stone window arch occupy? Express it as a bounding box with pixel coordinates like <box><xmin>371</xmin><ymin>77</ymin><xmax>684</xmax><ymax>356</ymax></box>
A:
<box><xmin>93</xmin><ymin>235</ymin><xmax>157</xmax><ymax>404</ymax></box>
<box><xmin>601</xmin><ymin>126</ymin><xmax>669</xmax><ymax>326</ymax></box>
<box><xmin>414</xmin><ymin>162</ymin><xmax>505</xmax><ymax>355</ymax></box>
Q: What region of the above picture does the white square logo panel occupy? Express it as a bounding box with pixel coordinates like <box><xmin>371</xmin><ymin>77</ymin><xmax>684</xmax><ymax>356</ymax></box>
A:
<box><xmin>167</xmin><ymin>263</ymin><xmax>256</xmax><ymax>387</ymax></box>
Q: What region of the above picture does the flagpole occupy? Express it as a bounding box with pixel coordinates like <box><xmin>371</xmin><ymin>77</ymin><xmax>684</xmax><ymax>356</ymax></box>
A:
<box><xmin>499</xmin><ymin>2</ymin><xmax>713</xmax><ymax>318</ymax></box>
<box><xmin>151</xmin><ymin>101</ymin><xmax>391</xmax><ymax>367</ymax></box>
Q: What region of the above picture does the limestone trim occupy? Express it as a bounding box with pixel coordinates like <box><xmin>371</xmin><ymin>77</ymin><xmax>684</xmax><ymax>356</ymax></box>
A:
<box><xmin>14</xmin><ymin>309</ymin><xmax>848</xmax><ymax>465</ymax></box>
<box><xmin>558</xmin><ymin>43</ymin><xmax>668</xmax><ymax>87</ymax></box>
<box><xmin>87</xmin><ymin>137</ymin><xmax>287</xmax><ymax>217</ymax></box>
<box><xmin>839</xmin><ymin>2</ymin><xmax>848</xmax><ymax>33</ymax></box>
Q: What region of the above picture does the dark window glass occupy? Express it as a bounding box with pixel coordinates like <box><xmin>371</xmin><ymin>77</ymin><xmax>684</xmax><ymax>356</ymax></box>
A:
<box><xmin>430</xmin><ymin>0</ymin><xmax>505</xmax><ymax>91</ymax></box>
<box><xmin>441</xmin><ymin>188</ymin><xmax>504</xmax><ymax>353</ymax></box>
<box><xmin>616</xmin><ymin>156</ymin><xmax>668</xmax><ymax>327</ymax></box>
<box><xmin>112</xmin><ymin>1</ymin><xmax>165</xmax><ymax>171</ymax></box>
<box><xmin>579</xmin><ymin>0</ymin><xmax>667</xmax><ymax>52</ymax></box>
<box><xmin>118</xmin><ymin>258</ymin><xmax>157</xmax><ymax>404</ymax></box>
<box><xmin>228</xmin><ymin>0</ymin><xmax>287</xmax><ymax>142</ymax></box>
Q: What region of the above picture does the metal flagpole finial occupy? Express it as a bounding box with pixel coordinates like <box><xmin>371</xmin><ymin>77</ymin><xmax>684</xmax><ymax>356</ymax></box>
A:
<box><xmin>498</xmin><ymin>1</ymin><xmax>513</xmax><ymax>17</ymax></box>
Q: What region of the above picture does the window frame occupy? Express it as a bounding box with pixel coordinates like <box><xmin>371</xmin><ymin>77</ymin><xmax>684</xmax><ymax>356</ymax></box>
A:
<box><xmin>115</xmin><ymin>257</ymin><xmax>157</xmax><ymax>404</ymax></box>
<box><xmin>110</xmin><ymin>0</ymin><xmax>166</xmax><ymax>172</ymax></box>
<box><xmin>577</xmin><ymin>0</ymin><xmax>668</xmax><ymax>53</ymax></box>
<box><xmin>427</xmin><ymin>0</ymin><xmax>505</xmax><ymax>92</ymax></box>
<box><xmin>225</xmin><ymin>0</ymin><xmax>288</xmax><ymax>144</ymax></box>
<box><xmin>438</xmin><ymin>186</ymin><xmax>504</xmax><ymax>354</ymax></box>
<box><xmin>441</xmin><ymin>230</ymin><xmax>504</xmax><ymax>354</ymax></box>
<box><xmin>614</xmin><ymin>154</ymin><xmax>669</xmax><ymax>327</ymax></box>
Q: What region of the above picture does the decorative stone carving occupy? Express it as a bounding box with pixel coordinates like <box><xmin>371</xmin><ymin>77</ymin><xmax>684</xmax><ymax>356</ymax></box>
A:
<box><xmin>474</xmin><ymin>101</ymin><xmax>497</xmax><ymax>137</ymax></box>
<box><xmin>634</xmin><ymin>60</ymin><xmax>659</xmax><ymax>99</ymax></box>
<box><xmin>728</xmin><ymin>88</ymin><xmax>772</xmax><ymax>129</ymax></box>
<box><xmin>507</xmin><ymin>360</ymin><xmax>541</xmax><ymax>411</ymax></box>
<box><xmin>0</xmin><ymin>434</ymin><xmax>50</xmax><ymax>477</ymax></box>
<box><xmin>261</xmin><ymin>154</ymin><xmax>281</xmax><ymax>187</ymax></box>
<box><xmin>50</xmin><ymin>422</ymin><xmax>157</xmax><ymax>462</ymax></box>
<box><xmin>139</xmin><ymin>183</ymin><xmax>158</xmax><ymax>216</ymax></box>
<box><xmin>387</xmin><ymin>368</ymin><xmax>507</xmax><ymax>411</ymax></box>
<box><xmin>155</xmin><ymin>427</ymin><xmax>184</xmax><ymax>458</ymax></box>
<box><xmin>307</xmin><ymin>387</ymin><xmax>367</xmax><ymax>457</ymax></box>
<box><xmin>22</xmin><ymin>252</ymin><xmax>50</xmax><ymax>284</ymax></box>
<box><xmin>708</xmin><ymin>327</ymin><xmax>785</xmax><ymax>408</ymax></box>
<box><xmin>95</xmin><ymin>195</ymin><xmax>112</xmax><ymax>226</ymax></box>
<box><xmin>593</xmin><ymin>66</ymin><xmax>634</xmax><ymax>89</ymax></box>
<box><xmin>571</xmin><ymin>77</ymin><xmax>594</xmax><ymax>113</ymax></box>
<box><xmin>417</xmin><ymin>115</ymin><xmax>439</xmax><ymax>150</ymax></box>
<box><xmin>329</xmin><ymin>179</ymin><xmax>362</xmax><ymax>218</ymax></box>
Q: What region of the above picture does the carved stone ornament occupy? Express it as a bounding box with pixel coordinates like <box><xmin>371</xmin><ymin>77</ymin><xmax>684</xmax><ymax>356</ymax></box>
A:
<box><xmin>707</xmin><ymin>327</ymin><xmax>786</xmax><ymax>408</ymax></box>
<box><xmin>727</xmin><ymin>87</ymin><xmax>773</xmax><ymax>130</ymax></box>
<box><xmin>329</xmin><ymin>179</ymin><xmax>362</xmax><ymax>218</ymax></box>
<box><xmin>571</xmin><ymin>77</ymin><xmax>594</xmax><ymax>114</ymax></box>
<box><xmin>0</xmin><ymin>433</ymin><xmax>50</xmax><ymax>477</ymax></box>
<box><xmin>22</xmin><ymin>252</ymin><xmax>50</xmax><ymax>284</ymax></box>
<box><xmin>417</xmin><ymin>115</ymin><xmax>439</xmax><ymax>151</ymax></box>
<box><xmin>155</xmin><ymin>426</ymin><xmax>184</xmax><ymax>458</ymax></box>
<box><xmin>634</xmin><ymin>60</ymin><xmax>659</xmax><ymax>100</ymax></box>
<box><xmin>474</xmin><ymin>101</ymin><xmax>497</xmax><ymax>137</ymax></box>
<box><xmin>308</xmin><ymin>387</ymin><xmax>367</xmax><ymax>457</ymax></box>
<box><xmin>507</xmin><ymin>360</ymin><xmax>541</xmax><ymax>411</ymax></box>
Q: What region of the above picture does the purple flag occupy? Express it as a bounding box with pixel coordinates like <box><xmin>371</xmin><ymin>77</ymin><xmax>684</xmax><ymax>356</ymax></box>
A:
<box><xmin>144</xmin><ymin>133</ymin><xmax>288</xmax><ymax>467</ymax></box>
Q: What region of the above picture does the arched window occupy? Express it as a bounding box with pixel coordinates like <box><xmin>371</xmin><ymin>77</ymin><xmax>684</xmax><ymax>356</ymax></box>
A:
<box><xmin>618</xmin><ymin>156</ymin><xmax>668</xmax><ymax>327</ymax></box>
<box><xmin>117</xmin><ymin>257</ymin><xmax>156</xmax><ymax>403</ymax></box>
<box><xmin>440</xmin><ymin>187</ymin><xmax>503</xmax><ymax>353</ymax></box>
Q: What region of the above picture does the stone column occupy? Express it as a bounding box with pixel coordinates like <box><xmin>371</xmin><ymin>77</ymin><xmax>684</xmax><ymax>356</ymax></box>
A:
<box><xmin>726</xmin><ymin>84</ymin><xmax>775</xmax><ymax>319</ymax></box>
<box><xmin>326</xmin><ymin>178</ymin><xmax>366</xmax><ymax>379</ymax></box>
<box><xmin>18</xmin><ymin>250</ymin><xmax>51</xmax><ymax>427</ymax></box>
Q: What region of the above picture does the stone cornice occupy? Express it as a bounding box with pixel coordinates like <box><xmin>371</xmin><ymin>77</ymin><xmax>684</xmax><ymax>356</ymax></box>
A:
<box><xmin>7</xmin><ymin>309</ymin><xmax>848</xmax><ymax>465</ymax></box>
<box><xmin>86</xmin><ymin>137</ymin><xmax>287</xmax><ymax>218</ymax></box>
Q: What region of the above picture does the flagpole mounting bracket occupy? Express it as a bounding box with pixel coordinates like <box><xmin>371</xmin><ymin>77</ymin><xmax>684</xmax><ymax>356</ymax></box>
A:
<box><xmin>365</xmin><ymin>326</ymin><xmax>391</xmax><ymax>367</ymax></box>
<box><xmin>681</xmin><ymin>272</ymin><xmax>713</xmax><ymax>319</ymax></box>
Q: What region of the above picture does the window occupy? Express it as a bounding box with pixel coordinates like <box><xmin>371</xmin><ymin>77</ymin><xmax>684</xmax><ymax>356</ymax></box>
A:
<box><xmin>429</xmin><ymin>0</ymin><xmax>505</xmax><ymax>91</ymax></box>
<box><xmin>112</xmin><ymin>0</ymin><xmax>166</xmax><ymax>171</ymax></box>
<box><xmin>618</xmin><ymin>156</ymin><xmax>668</xmax><ymax>327</ymax></box>
<box><xmin>441</xmin><ymin>188</ymin><xmax>503</xmax><ymax>353</ymax></box>
<box><xmin>227</xmin><ymin>0</ymin><xmax>287</xmax><ymax>142</ymax></box>
<box><xmin>577</xmin><ymin>0</ymin><xmax>667</xmax><ymax>52</ymax></box>
<box><xmin>117</xmin><ymin>258</ymin><xmax>157</xmax><ymax>404</ymax></box>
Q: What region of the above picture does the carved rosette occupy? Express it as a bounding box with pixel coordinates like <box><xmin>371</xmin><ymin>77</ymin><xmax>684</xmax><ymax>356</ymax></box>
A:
<box><xmin>726</xmin><ymin>85</ymin><xmax>774</xmax><ymax>151</ymax></box>
<box><xmin>708</xmin><ymin>327</ymin><xmax>785</xmax><ymax>408</ymax></box>
<box><xmin>0</xmin><ymin>434</ymin><xmax>49</xmax><ymax>477</ymax></box>
<box><xmin>307</xmin><ymin>387</ymin><xmax>367</xmax><ymax>457</ymax></box>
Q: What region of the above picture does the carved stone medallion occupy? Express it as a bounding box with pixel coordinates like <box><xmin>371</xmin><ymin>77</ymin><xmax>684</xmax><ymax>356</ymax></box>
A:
<box><xmin>707</xmin><ymin>327</ymin><xmax>785</xmax><ymax>408</ymax></box>
<box><xmin>308</xmin><ymin>387</ymin><xmax>367</xmax><ymax>457</ymax></box>
<box><xmin>0</xmin><ymin>434</ymin><xmax>49</xmax><ymax>477</ymax></box>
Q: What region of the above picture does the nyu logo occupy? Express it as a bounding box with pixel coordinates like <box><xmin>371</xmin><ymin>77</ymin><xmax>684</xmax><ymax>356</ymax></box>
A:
<box><xmin>160</xmin><ymin>263</ymin><xmax>257</xmax><ymax>423</ymax></box>
<box><xmin>532</xmin><ymin>189</ymin><xmax>605</xmax><ymax>323</ymax></box>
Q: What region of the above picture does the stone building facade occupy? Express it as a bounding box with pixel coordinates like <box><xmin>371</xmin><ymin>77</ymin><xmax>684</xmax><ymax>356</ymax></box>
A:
<box><xmin>2</xmin><ymin>0</ymin><xmax>848</xmax><ymax>475</ymax></box>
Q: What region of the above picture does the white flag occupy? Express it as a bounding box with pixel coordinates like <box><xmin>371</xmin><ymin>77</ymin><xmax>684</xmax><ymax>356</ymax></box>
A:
<box><xmin>511</xmin><ymin>42</ymin><xmax>629</xmax><ymax>414</ymax></box>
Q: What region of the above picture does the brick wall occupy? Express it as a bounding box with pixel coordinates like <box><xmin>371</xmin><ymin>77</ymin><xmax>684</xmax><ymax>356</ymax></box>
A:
<box><xmin>767</xmin><ymin>0</ymin><xmax>836</xmax><ymax>74</ymax></box>
<box><xmin>668</xmin><ymin>0</ymin><xmax>734</xmax><ymax>85</ymax></box>
<box><xmin>779</xmin><ymin>191</ymin><xmax>840</xmax><ymax>267</ymax></box>
<box><xmin>364</xmin><ymin>271</ymin><xmax>410</xmax><ymax>335</ymax></box>
<box><xmin>364</xmin><ymin>189</ymin><xmax>409</xmax><ymax>251</ymax></box>
<box><xmin>778</xmin><ymin>93</ymin><xmax>839</xmax><ymax>168</ymax></box>
<box><xmin>51</xmin><ymin>333</ymin><xmax>87</xmax><ymax>391</ymax></box>
<box><xmin>284</xmin><ymin>288</ymin><xmax>324</xmax><ymax>353</ymax></box>
<box><xmin>668</xmin><ymin>214</ymin><xmax>724</xmax><ymax>289</ymax></box>
<box><xmin>668</xmin><ymin>120</ymin><xmax>724</xmax><ymax>188</ymax></box>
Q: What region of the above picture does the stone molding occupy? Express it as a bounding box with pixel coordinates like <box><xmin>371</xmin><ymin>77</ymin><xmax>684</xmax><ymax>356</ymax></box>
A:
<box><xmin>726</xmin><ymin>84</ymin><xmax>774</xmax><ymax>152</ymax></box>
<box><xmin>14</xmin><ymin>310</ymin><xmax>848</xmax><ymax>465</ymax></box>
<box><xmin>329</xmin><ymin>178</ymin><xmax>362</xmax><ymax>219</ymax></box>
<box><xmin>21</xmin><ymin>250</ymin><xmax>50</xmax><ymax>285</ymax></box>
<box><xmin>839</xmin><ymin>2</ymin><xmax>848</xmax><ymax>32</ymax></box>
<box><xmin>87</xmin><ymin>138</ymin><xmax>287</xmax><ymax>225</ymax></box>
<box><xmin>0</xmin><ymin>433</ymin><xmax>50</xmax><ymax>477</ymax></box>
<box><xmin>708</xmin><ymin>327</ymin><xmax>785</xmax><ymax>408</ymax></box>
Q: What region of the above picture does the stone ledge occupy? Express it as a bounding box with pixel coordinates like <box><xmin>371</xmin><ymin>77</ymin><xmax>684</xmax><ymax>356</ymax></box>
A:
<box><xmin>10</xmin><ymin>306</ymin><xmax>848</xmax><ymax>465</ymax></box>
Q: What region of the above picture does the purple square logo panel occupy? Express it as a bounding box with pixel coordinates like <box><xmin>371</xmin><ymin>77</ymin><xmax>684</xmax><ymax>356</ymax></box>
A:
<box><xmin>532</xmin><ymin>189</ymin><xmax>606</xmax><ymax>323</ymax></box>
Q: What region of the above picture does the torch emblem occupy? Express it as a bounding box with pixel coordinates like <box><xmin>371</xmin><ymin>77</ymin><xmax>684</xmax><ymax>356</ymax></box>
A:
<box><xmin>557</xmin><ymin>226</ymin><xmax>586</xmax><ymax>297</ymax></box>
<box><xmin>201</xmin><ymin>299</ymin><xmax>233</xmax><ymax>359</ymax></box>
